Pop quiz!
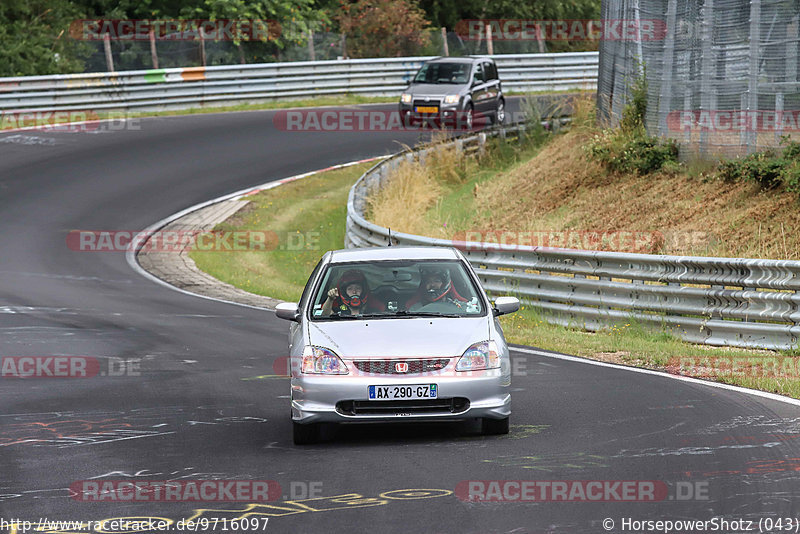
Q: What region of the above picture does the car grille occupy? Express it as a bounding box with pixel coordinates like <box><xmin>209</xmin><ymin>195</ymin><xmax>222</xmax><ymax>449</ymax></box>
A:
<box><xmin>336</xmin><ymin>398</ymin><xmax>470</xmax><ymax>416</ymax></box>
<box><xmin>352</xmin><ymin>359</ymin><xmax>450</xmax><ymax>374</ymax></box>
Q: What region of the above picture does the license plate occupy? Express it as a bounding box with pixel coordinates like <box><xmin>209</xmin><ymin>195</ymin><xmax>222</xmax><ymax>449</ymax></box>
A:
<box><xmin>415</xmin><ymin>106</ymin><xmax>439</xmax><ymax>113</ymax></box>
<box><xmin>368</xmin><ymin>384</ymin><xmax>437</xmax><ymax>400</ymax></box>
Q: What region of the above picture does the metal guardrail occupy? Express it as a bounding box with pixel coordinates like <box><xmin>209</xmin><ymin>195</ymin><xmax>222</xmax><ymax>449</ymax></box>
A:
<box><xmin>345</xmin><ymin>124</ymin><xmax>800</xmax><ymax>351</ymax></box>
<box><xmin>0</xmin><ymin>53</ymin><xmax>598</xmax><ymax>113</ymax></box>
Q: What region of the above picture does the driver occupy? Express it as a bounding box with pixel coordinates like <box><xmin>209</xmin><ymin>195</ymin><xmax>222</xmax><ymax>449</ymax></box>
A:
<box><xmin>321</xmin><ymin>269</ymin><xmax>385</xmax><ymax>316</ymax></box>
<box><xmin>405</xmin><ymin>266</ymin><xmax>467</xmax><ymax>311</ymax></box>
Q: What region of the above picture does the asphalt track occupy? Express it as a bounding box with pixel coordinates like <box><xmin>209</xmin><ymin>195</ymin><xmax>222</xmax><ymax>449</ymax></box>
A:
<box><xmin>1</xmin><ymin>101</ymin><xmax>800</xmax><ymax>534</ymax></box>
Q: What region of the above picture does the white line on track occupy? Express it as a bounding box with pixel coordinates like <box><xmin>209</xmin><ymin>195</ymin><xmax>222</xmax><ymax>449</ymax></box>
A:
<box><xmin>511</xmin><ymin>345</ymin><xmax>800</xmax><ymax>409</ymax></box>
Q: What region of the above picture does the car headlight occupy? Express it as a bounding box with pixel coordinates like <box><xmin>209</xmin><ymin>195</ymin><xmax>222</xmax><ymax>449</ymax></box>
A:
<box><xmin>401</xmin><ymin>93</ymin><xmax>412</xmax><ymax>104</ymax></box>
<box><xmin>301</xmin><ymin>346</ymin><xmax>349</xmax><ymax>375</ymax></box>
<box><xmin>456</xmin><ymin>341</ymin><xmax>500</xmax><ymax>372</ymax></box>
<box><xmin>443</xmin><ymin>94</ymin><xmax>460</xmax><ymax>104</ymax></box>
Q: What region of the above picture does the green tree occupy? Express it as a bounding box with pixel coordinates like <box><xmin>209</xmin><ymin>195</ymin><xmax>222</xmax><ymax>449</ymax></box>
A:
<box><xmin>336</xmin><ymin>0</ymin><xmax>431</xmax><ymax>58</ymax></box>
<box><xmin>0</xmin><ymin>0</ymin><xmax>89</xmax><ymax>76</ymax></box>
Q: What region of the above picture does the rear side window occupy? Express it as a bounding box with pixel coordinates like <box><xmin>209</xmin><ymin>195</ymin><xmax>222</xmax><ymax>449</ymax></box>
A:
<box><xmin>474</xmin><ymin>63</ymin><xmax>486</xmax><ymax>83</ymax></box>
<box><xmin>485</xmin><ymin>62</ymin><xmax>498</xmax><ymax>80</ymax></box>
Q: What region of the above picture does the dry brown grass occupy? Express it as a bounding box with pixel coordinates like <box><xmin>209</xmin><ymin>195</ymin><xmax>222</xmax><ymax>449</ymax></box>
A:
<box><xmin>367</xmin><ymin>156</ymin><xmax>444</xmax><ymax>235</ymax></box>
<box><xmin>369</xmin><ymin>94</ymin><xmax>800</xmax><ymax>260</ymax></box>
<box><xmin>472</xmin><ymin>128</ymin><xmax>800</xmax><ymax>258</ymax></box>
<box><xmin>368</xmin><ymin>134</ymin><xmax>480</xmax><ymax>235</ymax></box>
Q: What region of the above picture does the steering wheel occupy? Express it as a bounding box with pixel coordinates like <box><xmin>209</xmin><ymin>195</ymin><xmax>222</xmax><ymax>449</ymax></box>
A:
<box><xmin>416</xmin><ymin>300</ymin><xmax>463</xmax><ymax>314</ymax></box>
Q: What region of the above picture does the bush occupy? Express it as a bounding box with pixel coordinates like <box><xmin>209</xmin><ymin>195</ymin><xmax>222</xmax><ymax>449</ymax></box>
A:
<box><xmin>586</xmin><ymin>128</ymin><xmax>679</xmax><ymax>175</ymax></box>
<box><xmin>717</xmin><ymin>137</ymin><xmax>800</xmax><ymax>195</ymax></box>
<box><xmin>585</xmin><ymin>64</ymin><xmax>679</xmax><ymax>175</ymax></box>
<box><xmin>718</xmin><ymin>150</ymin><xmax>783</xmax><ymax>188</ymax></box>
<box><xmin>620</xmin><ymin>65</ymin><xmax>648</xmax><ymax>132</ymax></box>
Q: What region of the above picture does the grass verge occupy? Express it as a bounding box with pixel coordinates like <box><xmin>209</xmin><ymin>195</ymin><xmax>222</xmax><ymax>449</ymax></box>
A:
<box><xmin>501</xmin><ymin>307</ymin><xmax>800</xmax><ymax>399</ymax></box>
<box><xmin>189</xmin><ymin>161</ymin><xmax>374</xmax><ymax>302</ymax></box>
<box><xmin>188</xmin><ymin>128</ymin><xmax>800</xmax><ymax>400</ymax></box>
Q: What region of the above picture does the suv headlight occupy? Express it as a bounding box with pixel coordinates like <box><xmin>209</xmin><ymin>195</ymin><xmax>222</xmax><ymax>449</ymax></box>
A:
<box><xmin>401</xmin><ymin>93</ymin><xmax>412</xmax><ymax>104</ymax></box>
<box><xmin>443</xmin><ymin>94</ymin><xmax>460</xmax><ymax>104</ymax></box>
<box><xmin>301</xmin><ymin>346</ymin><xmax>349</xmax><ymax>374</ymax></box>
<box><xmin>456</xmin><ymin>341</ymin><xmax>500</xmax><ymax>371</ymax></box>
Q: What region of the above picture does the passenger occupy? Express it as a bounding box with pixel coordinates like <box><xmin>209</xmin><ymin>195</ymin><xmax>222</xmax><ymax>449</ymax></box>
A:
<box><xmin>321</xmin><ymin>269</ymin><xmax>385</xmax><ymax>316</ymax></box>
<box><xmin>405</xmin><ymin>266</ymin><xmax>468</xmax><ymax>311</ymax></box>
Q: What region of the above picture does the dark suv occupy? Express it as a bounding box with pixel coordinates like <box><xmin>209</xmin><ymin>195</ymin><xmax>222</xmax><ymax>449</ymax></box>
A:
<box><xmin>399</xmin><ymin>56</ymin><xmax>505</xmax><ymax>129</ymax></box>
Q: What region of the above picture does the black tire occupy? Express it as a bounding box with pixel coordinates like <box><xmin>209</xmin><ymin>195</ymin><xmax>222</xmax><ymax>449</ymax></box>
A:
<box><xmin>481</xmin><ymin>417</ymin><xmax>510</xmax><ymax>435</ymax></box>
<box><xmin>462</xmin><ymin>105</ymin><xmax>474</xmax><ymax>130</ymax></box>
<box><xmin>493</xmin><ymin>99</ymin><xmax>506</xmax><ymax>125</ymax></box>
<box><xmin>293</xmin><ymin>421</ymin><xmax>320</xmax><ymax>445</ymax></box>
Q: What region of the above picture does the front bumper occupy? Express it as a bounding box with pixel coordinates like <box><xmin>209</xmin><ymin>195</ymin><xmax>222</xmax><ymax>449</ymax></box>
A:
<box><xmin>398</xmin><ymin>102</ymin><xmax>465</xmax><ymax>127</ymax></box>
<box><xmin>291</xmin><ymin>371</ymin><xmax>511</xmax><ymax>424</ymax></box>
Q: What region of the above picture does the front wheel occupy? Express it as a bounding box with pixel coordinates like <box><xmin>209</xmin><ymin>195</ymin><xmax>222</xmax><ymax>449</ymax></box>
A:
<box><xmin>462</xmin><ymin>105</ymin><xmax>474</xmax><ymax>130</ymax></box>
<box><xmin>481</xmin><ymin>417</ymin><xmax>509</xmax><ymax>435</ymax></box>
<box><xmin>293</xmin><ymin>421</ymin><xmax>320</xmax><ymax>445</ymax></box>
<box><xmin>493</xmin><ymin>99</ymin><xmax>506</xmax><ymax>125</ymax></box>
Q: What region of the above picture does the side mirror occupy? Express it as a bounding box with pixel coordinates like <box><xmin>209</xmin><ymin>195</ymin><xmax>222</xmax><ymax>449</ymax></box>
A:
<box><xmin>275</xmin><ymin>302</ymin><xmax>299</xmax><ymax>322</ymax></box>
<box><xmin>493</xmin><ymin>297</ymin><xmax>520</xmax><ymax>316</ymax></box>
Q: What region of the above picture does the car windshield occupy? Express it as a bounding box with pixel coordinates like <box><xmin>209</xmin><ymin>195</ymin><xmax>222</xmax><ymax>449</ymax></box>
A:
<box><xmin>412</xmin><ymin>62</ymin><xmax>471</xmax><ymax>84</ymax></box>
<box><xmin>310</xmin><ymin>259</ymin><xmax>485</xmax><ymax>320</ymax></box>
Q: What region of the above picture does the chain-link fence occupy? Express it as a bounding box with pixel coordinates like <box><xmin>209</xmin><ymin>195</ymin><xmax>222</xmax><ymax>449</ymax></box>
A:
<box><xmin>76</xmin><ymin>29</ymin><xmax>597</xmax><ymax>73</ymax></box>
<box><xmin>598</xmin><ymin>0</ymin><xmax>800</xmax><ymax>156</ymax></box>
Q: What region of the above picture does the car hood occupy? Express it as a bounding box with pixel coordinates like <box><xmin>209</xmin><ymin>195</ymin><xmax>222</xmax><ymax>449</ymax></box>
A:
<box><xmin>407</xmin><ymin>83</ymin><xmax>463</xmax><ymax>96</ymax></box>
<box><xmin>307</xmin><ymin>317</ymin><xmax>489</xmax><ymax>358</ymax></box>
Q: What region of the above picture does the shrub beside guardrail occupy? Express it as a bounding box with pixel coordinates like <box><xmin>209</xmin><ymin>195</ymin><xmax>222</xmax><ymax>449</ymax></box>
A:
<box><xmin>345</xmin><ymin>123</ymin><xmax>800</xmax><ymax>351</ymax></box>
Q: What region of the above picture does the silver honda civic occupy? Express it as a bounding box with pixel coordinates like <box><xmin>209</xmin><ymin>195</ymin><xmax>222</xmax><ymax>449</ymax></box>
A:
<box><xmin>275</xmin><ymin>246</ymin><xmax>520</xmax><ymax>444</ymax></box>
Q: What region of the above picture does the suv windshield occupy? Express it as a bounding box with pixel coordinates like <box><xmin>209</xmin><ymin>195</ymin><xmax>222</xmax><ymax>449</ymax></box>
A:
<box><xmin>412</xmin><ymin>62</ymin><xmax>471</xmax><ymax>84</ymax></box>
<box><xmin>310</xmin><ymin>259</ymin><xmax>485</xmax><ymax>320</ymax></box>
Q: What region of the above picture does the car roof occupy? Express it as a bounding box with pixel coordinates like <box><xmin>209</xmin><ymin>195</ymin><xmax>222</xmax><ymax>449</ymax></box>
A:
<box><xmin>426</xmin><ymin>56</ymin><xmax>493</xmax><ymax>64</ymax></box>
<box><xmin>327</xmin><ymin>246</ymin><xmax>461</xmax><ymax>264</ymax></box>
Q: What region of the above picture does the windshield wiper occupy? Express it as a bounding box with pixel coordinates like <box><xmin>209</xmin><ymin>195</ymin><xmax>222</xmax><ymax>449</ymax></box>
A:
<box><xmin>317</xmin><ymin>313</ymin><xmax>360</xmax><ymax>320</ymax></box>
<box><xmin>392</xmin><ymin>311</ymin><xmax>463</xmax><ymax>318</ymax></box>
